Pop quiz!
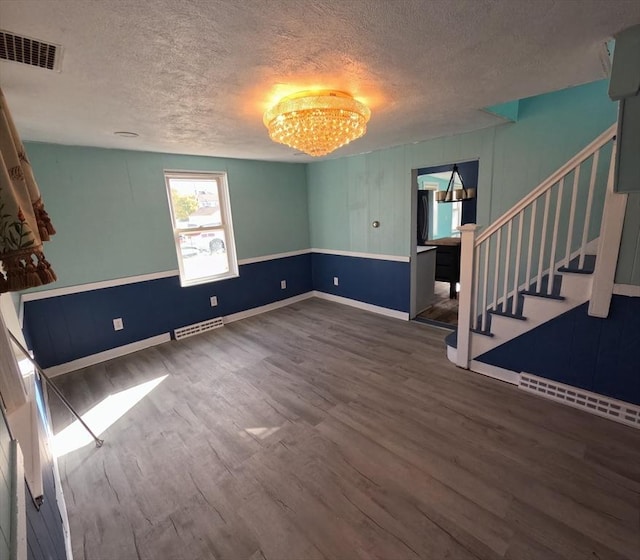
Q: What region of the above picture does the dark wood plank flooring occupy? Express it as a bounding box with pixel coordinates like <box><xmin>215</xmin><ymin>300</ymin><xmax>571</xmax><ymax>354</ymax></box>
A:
<box><xmin>49</xmin><ymin>299</ymin><xmax>640</xmax><ymax>560</ymax></box>
<box><xmin>417</xmin><ymin>281</ymin><xmax>458</xmax><ymax>326</ymax></box>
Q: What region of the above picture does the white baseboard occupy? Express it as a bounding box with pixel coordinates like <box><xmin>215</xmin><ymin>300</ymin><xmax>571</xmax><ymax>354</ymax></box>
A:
<box><xmin>446</xmin><ymin>340</ymin><xmax>520</xmax><ymax>385</ymax></box>
<box><xmin>447</xmin><ymin>348</ymin><xmax>639</xmax><ymax>429</ymax></box>
<box><xmin>41</xmin><ymin>292</ymin><xmax>404</xmax><ymax>377</ymax></box>
<box><xmin>447</xmin><ymin>345</ymin><xmax>457</xmax><ymax>363</ymax></box>
<box><xmin>44</xmin><ymin>333</ymin><xmax>171</xmax><ymax>377</ymax></box>
<box><xmin>311</xmin><ymin>291</ymin><xmax>410</xmax><ymax>320</ymax></box>
<box><xmin>43</xmin><ymin>294</ymin><xmax>317</xmax><ymax>377</ymax></box>
<box><xmin>469</xmin><ymin>360</ymin><xmax>520</xmax><ymax>385</ymax></box>
<box><xmin>223</xmin><ymin>292</ymin><xmax>314</xmax><ymax>324</ymax></box>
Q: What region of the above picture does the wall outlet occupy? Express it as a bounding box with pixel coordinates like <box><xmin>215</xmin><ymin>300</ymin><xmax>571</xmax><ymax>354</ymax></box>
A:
<box><xmin>280</xmin><ymin>280</ymin><xmax>287</xmax><ymax>290</ymax></box>
<box><xmin>333</xmin><ymin>276</ymin><xmax>339</xmax><ymax>286</ymax></box>
<box><xmin>210</xmin><ymin>296</ymin><xmax>218</xmax><ymax>307</ymax></box>
<box><xmin>113</xmin><ymin>318</ymin><xmax>124</xmax><ymax>331</ymax></box>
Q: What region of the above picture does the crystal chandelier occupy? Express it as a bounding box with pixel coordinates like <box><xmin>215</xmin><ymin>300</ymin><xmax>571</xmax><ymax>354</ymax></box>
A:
<box><xmin>263</xmin><ymin>90</ymin><xmax>371</xmax><ymax>157</ymax></box>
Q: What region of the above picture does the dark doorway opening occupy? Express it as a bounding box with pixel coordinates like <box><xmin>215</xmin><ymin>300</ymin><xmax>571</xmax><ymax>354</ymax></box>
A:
<box><xmin>414</xmin><ymin>160</ymin><xmax>479</xmax><ymax>328</ymax></box>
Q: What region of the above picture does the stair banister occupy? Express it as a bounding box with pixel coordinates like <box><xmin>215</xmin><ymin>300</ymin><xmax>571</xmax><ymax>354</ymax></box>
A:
<box><xmin>475</xmin><ymin>123</ymin><xmax>617</xmax><ymax>246</ymax></box>
<box><xmin>453</xmin><ymin>123</ymin><xmax>620</xmax><ymax>369</ymax></box>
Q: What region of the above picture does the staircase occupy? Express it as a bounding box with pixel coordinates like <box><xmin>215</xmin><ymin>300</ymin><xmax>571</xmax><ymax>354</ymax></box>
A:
<box><xmin>447</xmin><ymin>123</ymin><xmax>619</xmax><ymax>378</ymax></box>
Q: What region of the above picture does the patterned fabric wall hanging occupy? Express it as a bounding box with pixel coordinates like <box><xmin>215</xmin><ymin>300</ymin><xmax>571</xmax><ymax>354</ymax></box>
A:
<box><xmin>0</xmin><ymin>88</ymin><xmax>56</xmax><ymax>292</ymax></box>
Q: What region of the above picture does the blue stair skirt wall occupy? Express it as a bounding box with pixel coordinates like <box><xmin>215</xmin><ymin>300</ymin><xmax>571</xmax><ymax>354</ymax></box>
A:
<box><xmin>474</xmin><ymin>295</ymin><xmax>640</xmax><ymax>407</ymax></box>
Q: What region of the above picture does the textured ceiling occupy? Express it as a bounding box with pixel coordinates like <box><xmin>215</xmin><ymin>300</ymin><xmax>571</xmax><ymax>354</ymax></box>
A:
<box><xmin>1</xmin><ymin>0</ymin><xmax>639</xmax><ymax>162</ymax></box>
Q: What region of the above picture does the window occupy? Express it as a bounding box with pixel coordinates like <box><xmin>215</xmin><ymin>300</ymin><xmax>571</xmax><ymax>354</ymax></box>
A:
<box><xmin>165</xmin><ymin>171</ymin><xmax>238</xmax><ymax>286</ymax></box>
<box><xmin>418</xmin><ymin>172</ymin><xmax>463</xmax><ymax>239</ymax></box>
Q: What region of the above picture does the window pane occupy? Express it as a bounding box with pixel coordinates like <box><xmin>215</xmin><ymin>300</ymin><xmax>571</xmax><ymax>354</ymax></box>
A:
<box><xmin>179</xmin><ymin>230</ymin><xmax>229</xmax><ymax>282</ymax></box>
<box><xmin>168</xmin><ymin>178</ymin><xmax>222</xmax><ymax>228</ymax></box>
<box><xmin>451</xmin><ymin>201</ymin><xmax>462</xmax><ymax>235</ymax></box>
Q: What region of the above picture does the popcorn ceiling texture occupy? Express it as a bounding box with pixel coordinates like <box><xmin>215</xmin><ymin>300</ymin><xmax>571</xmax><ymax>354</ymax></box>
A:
<box><xmin>1</xmin><ymin>0</ymin><xmax>639</xmax><ymax>162</ymax></box>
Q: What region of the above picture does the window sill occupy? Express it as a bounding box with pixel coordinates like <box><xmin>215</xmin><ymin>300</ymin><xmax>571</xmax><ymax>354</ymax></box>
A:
<box><xmin>179</xmin><ymin>270</ymin><xmax>239</xmax><ymax>288</ymax></box>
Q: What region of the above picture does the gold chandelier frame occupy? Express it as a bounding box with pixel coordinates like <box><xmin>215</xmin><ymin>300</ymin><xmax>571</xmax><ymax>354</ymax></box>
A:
<box><xmin>263</xmin><ymin>90</ymin><xmax>371</xmax><ymax>157</ymax></box>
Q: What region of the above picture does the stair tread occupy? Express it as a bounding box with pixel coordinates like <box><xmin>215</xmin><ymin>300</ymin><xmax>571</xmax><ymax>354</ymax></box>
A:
<box><xmin>520</xmin><ymin>290</ymin><xmax>566</xmax><ymax>301</ymax></box>
<box><xmin>558</xmin><ymin>254</ymin><xmax>596</xmax><ymax>274</ymax></box>
<box><xmin>557</xmin><ymin>266</ymin><xmax>594</xmax><ymax>275</ymax></box>
<box><xmin>445</xmin><ymin>330</ymin><xmax>457</xmax><ymax>349</ymax></box>
<box><xmin>489</xmin><ymin>310</ymin><xmax>527</xmax><ymax>320</ymax></box>
<box><xmin>471</xmin><ymin>328</ymin><xmax>494</xmax><ymax>338</ymax></box>
<box><xmin>524</xmin><ymin>274</ymin><xmax>563</xmax><ymax>298</ymax></box>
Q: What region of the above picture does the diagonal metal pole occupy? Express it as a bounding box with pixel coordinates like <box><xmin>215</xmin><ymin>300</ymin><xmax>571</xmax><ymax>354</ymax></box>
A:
<box><xmin>7</xmin><ymin>330</ymin><xmax>103</xmax><ymax>448</ymax></box>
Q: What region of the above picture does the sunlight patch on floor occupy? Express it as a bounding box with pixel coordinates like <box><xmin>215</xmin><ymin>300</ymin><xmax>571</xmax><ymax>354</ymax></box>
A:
<box><xmin>53</xmin><ymin>375</ymin><xmax>167</xmax><ymax>457</ymax></box>
<box><xmin>245</xmin><ymin>426</ymin><xmax>280</xmax><ymax>439</ymax></box>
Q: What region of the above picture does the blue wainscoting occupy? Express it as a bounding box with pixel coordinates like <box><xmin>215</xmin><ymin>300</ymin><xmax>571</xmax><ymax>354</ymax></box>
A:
<box><xmin>476</xmin><ymin>295</ymin><xmax>640</xmax><ymax>406</ymax></box>
<box><xmin>311</xmin><ymin>253</ymin><xmax>410</xmax><ymax>312</ymax></box>
<box><xmin>24</xmin><ymin>254</ymin><xmax>312</xmax><ymax>368</ymax></box>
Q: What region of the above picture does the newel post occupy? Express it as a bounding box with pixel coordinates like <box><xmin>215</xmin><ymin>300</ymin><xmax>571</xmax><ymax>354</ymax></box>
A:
<box><xmin>456</xmin><ymin>224</ymin><xmax>479</xmax><ymax>369</ymax></box>
<box><xmin>589</xmin><ymin>140</ymin><xmax>627</xmax><ymax>318</ymax></box>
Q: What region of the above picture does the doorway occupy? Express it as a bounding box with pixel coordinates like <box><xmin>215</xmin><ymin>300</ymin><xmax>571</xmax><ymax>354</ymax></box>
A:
<box><xmin>410</xmin><ymin>160</ymin><xmax>479</xmax><ymax>328</ymax></box>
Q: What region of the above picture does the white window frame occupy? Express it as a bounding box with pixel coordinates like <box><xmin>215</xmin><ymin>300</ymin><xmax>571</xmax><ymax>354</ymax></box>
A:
<box><xmin>164</xmin><ymin>171</ymin><xmax>238</xmax><ymax>287</ymax></box>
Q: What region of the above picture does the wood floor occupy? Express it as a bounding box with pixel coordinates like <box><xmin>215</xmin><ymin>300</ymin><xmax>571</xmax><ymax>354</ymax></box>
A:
<box><xmin>417</xmin><ymin>281</ymin><xmax>458</xmax><ymax>327</ymax></box>
<box><xmin>49</xmin><ymin>299</ymin><xmax>640</xmax><ymax>560</ymax></box>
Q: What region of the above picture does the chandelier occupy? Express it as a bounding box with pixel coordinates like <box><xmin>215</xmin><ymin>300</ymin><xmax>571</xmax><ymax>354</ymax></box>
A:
<box><xmin>263</xmin><ymin>90</ymin><xmax>371</xmax><ymax>157</ymax></box>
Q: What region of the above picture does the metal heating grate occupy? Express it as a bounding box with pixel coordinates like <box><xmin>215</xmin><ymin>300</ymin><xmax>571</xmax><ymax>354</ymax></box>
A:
<box><xmin>0</xmin><ymin>30</ymin><xmax>62</xmax><ymax>71</ymax></box>
<box><xmin>174</xmin><ymin>317</ymin><xmax>224</xmax><ymax>340</ymax></box>
<box><xmin>520</xmin><ymin>373</ymin><xmax>640</xmax><ymax>429</ymax></box>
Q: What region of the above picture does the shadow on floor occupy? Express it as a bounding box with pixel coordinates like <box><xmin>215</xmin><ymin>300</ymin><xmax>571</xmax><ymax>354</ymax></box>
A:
<box><xmin>415</xmin><ymin>281</ymin><xmax>458</xmax><ymax>329</ymax></box>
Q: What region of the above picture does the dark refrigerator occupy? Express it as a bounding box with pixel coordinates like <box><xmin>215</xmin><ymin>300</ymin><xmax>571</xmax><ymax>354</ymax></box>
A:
<box><xmin>417</xmin><ymin>190</ymin><xmax>430</xmax><ymax>244</ymax></box>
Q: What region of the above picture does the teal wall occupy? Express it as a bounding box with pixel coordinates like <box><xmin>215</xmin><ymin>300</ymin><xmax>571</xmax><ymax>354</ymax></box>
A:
<box><xmin>307</xmin><ymin>80</ymin><xmax>618</xmax><ymax>258</ymax></box>
<box><xmin>25</xmin><ymin>144</ymin><xmax>309</xmax><ymax>289</ymax></box>
<box><xmin>21</xmin><ymin>80</ymin><xmax>639</xmax><ymax>290</ymax></box>
<box><xmin>617</xmin><ymin>193</ymin><xmax>640</xmax><ymax>285</ymax></box>
<box><xmin>485</xmin><ymin>100</ymin><xmax>520</xmax><ymax>122</ymax></box>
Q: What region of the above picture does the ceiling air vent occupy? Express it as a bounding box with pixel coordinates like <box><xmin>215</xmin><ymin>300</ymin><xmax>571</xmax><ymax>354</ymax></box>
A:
<box><xmin>0</xmin><ymin>30</ymin><xmax>62</xmax><ymax>71</ymax></box>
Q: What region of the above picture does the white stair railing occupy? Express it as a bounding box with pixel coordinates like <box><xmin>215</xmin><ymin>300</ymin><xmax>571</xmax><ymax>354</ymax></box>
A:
<box><xmin>456</xmin><ymin>124</ymin><xmax>617</xmax><ymax>368</ymax></box>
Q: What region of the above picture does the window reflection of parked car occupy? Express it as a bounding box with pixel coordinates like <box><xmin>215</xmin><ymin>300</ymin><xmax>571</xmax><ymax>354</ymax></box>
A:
<box><xmin>180</xmin><ymin>245</ymin><xmax>199</xmax><ymax>259</ymax></box>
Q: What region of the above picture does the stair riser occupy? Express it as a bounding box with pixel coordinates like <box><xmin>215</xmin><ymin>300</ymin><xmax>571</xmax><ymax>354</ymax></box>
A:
<box><xmin>471</xmin><ymin>275</ymin><xmax>594</xmax><ymax>359</ymax></box>
<box><xmin>559</xmin><ymin>273</ymin><xmax>593</xmax><ymax>301</ymax></box>
<box><xmin>488</xmin><ymin>314</ymin><xmax>530</xmax><ymax>340</ymax></box>
<box><xmin>471</xmin><ymin>332</ymin><xmax>500</xmax><ymax>358</ymax></box>
<box><xmin>521</xmin><ymin>296</ymin><xmax>571</xmax><ymax>323</ymax></box>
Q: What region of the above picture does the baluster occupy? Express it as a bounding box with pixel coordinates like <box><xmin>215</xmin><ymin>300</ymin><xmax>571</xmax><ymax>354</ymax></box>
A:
<box><xmin>564</xmin><ymin>166</ymin><xmax>580</xmax><ymax>268</ymax></box>
<box><xmin>492</xmin><ymin>229</ymin><xmax>501</xmax><ymax>314</ymax></box>
<box><xmin>481</xmin><ymin>241</ymin><xmax>490</xmax><ymax>331</ymax></box>
<box><xmin>473</xmin><ymin>245</ymin><xmax>481</xmax><ymax>330</ymax></box>
<box><xmin>502</xmin><ymin>221</ymin><xmax>512</xmax><ymax>312</ymax></box>
<box><xmin>579</xmin><ymin>149</ymin><xmax>600</xmax><ymax>268</ymax></box>
<box><xmin>512</xmin><ymin>212</ymin><xmax>524</xmax><ymax>314</ymax></box>
<box><xmin>548</xmin><ymin>178</ymin><xmax>564</xmax><ymax>294</ymax></box>
<box><xmin>525</xmin><ymin>200</ymin><xmax>537</xmax><ymax>289</ymax></box>
<box><xmin>536</xmin><ymin>190</ymin><xmax>551</xmax><ymax>293</ymax></box>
